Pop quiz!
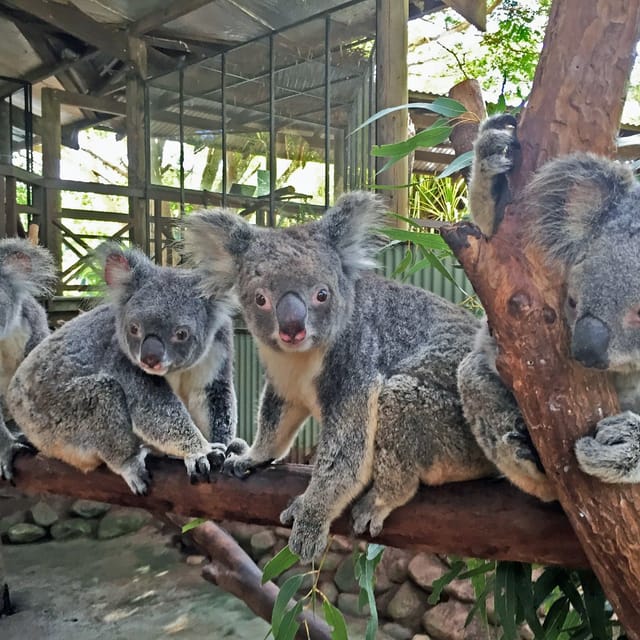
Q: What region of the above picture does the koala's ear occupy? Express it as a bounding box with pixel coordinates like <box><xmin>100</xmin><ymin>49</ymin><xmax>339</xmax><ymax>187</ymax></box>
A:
<box><xmin>181</xmin><ymin>209</ymin><xmax>254</xmax><ymax>293</ymax></box>
<box><xmin>0</xmin><ymin>238</ymin><xmax>56</xmax><ymax>297</ymax></box>
<box><xmin>318</xmin><ymin>191</ymin><xmax>387</xmax><ymax>273</ymax></box>
<box><xmin>526</xmin><ymin>153</ymin><xmax>635</xmax><ymax>264</ymax></box>
<box><xmin>99</xmin><ymin>243</ymin><xmax>152</xmax><ymax>289</ymax></box>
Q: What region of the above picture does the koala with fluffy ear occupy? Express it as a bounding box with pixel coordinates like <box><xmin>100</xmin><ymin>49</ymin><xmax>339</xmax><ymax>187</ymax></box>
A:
<box><xmin>0</xmin><ymin>238</ymin><xmax>56</xmax><ymax>481</ymax></box>
<box><xmin>183</xmin><ymin>192</ymin><xmax>499</xmax><ymax>563</ymax></box>
<box><xmin>461</xmin><ymin>115</ymin><xmax>640</xmax><ymax>499</ymax></box>
<box><xmin>7</xmin><ymin>243</ymin><xmax>237</xmax><ymax>494</ymax></box>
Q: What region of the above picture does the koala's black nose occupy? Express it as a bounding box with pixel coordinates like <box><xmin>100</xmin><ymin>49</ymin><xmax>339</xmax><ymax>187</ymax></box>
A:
<box><xmin>571</xmin><ymin>315</ymin><xmax>610</xmax><ymax>369</ymax></box>
<box><xmin>140</xmin><ymin>335</ymin><xmax>165</xmax><ymax>369</ymax></box>
<box><xmin>276</xmin><ymin>292</ymin><xmax>307</xmax><ymax>344</ymax></box>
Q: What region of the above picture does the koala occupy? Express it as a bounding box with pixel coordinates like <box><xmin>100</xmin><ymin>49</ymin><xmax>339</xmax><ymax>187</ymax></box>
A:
<box><xmin>181</xmin><ymin>192</ymin><xmax>509</xmax><ymax>563</ymax></box>
<box><xmin>0</xmin><ymin>238</ymin><xmax>55</xmax><ymax>481</ymax></box>
<box><xmin>463</xmin><ymin>115</ymin><xmax>640</xmax><ymax>498</ymax></box>
<box><xmin>7</xmin><ymin>244</ymin><xmax>237</xmax><ymax>494</ymax></box>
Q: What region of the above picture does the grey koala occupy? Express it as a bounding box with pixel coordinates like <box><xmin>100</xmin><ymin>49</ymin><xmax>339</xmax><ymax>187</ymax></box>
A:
<box><xmin>0</xmin><ymin>238</ymin><xmax>55</xmax><ymax>481</ymax></box>
<box><xmin>182</xmin><ymin>192</ymin><xmax>505</xmax><ymax>564</ymax></box>
<box><xmin>462</xmin><ymin>115</ymin><xmax>640</xmax><ymax>498</ymax></box>
<box><xmin>7</xmin><ymin>244</ymin><xmax>237</xmax><ymax>494</ymax></box>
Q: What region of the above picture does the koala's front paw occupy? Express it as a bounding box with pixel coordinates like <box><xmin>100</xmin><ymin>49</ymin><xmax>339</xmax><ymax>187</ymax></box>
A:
<box><xmin>185</xmin><ymin>453</ymin><xmax>211</xmax><ymax>484</ymax></box>
<box><xmin>120</xmin><ymin>452</ymin><xmax>151</xmax><ymax>495</ymax></box>
<box><xmin>0</xmin><ymin>436</ymin><xmax>34</xmax><ymax>482</ymax></box>
<box><xmin>575</xmin><ymin>411</ymin><xmax>640</xmax><ymax>483</ymax></box>
<box><xmin>207</xmin><ymin>442</ymin><xmax>228</xmax><ymax>473</ymax></box>
<box><xmin>222</xmin><ymin>444</ymin><xmax>274</xmax><ymax>479</ymax></box>
<box><xmin>280</xmin><ymin>496</ymin><xmax>330</xmax><ymax>564</ymax></box>
<box><xmin>504</xmin><ymin>417</ymin><xmax>544</xmax><ymax>472</ymax></box>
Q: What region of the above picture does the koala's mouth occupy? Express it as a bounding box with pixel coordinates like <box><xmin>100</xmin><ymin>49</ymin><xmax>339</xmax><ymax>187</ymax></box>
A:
<box><xmin>138</xmin><ymin>361</ymin><xmax>169</xmax><ymax>376</ymax></box>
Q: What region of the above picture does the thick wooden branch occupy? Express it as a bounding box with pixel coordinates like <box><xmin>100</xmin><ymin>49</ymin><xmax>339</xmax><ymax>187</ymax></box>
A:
<box><xmin>164</xmin><ymin>514</ymin><xmax>331</xmax><ymax>640</ymax></box>
<box><xmin>10</xmin><ymin>453</ymin><xmax>588</xmax><ymax>568</ymax></box>
<box><xmin>443</xmin><ymin>1</ymin><xmax>640</xmax><ymax>634</ymax></box>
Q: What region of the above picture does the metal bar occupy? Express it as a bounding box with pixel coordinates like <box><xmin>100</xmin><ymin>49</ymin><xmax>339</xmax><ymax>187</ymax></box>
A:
<box><xmin>324</xmin><ymin>17</ymin><xmax>331</xmax><ymax>209</ymax></box>
<box><xmin>221</xmin><ymin>53</ymin><xmax>227</xmax><ymax>206</ymax></box>
<box><xmin>179</xmin><ymin>68</ymin><xmax>185</xmax><ymax>216</ymax></box>
<box><xmin>268</xmin><ymin>33</ymin><xmax>275</xmax><ymax>227</ymax></box>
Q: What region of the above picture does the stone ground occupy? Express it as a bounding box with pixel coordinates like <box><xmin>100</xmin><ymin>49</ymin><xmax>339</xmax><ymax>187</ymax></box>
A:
<box><xmin>1</xmin><ymin>523</ymin><xmax>272</xmax><ymax>640</ymax></box>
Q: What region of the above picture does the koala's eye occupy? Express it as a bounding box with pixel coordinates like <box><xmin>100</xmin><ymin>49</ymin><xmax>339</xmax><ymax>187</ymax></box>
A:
<box><xmin>568</xmin><ymin>297</ymin><xmax>577</xmax><ymax>309</ymax></box>
<box><xmin>315</xmin><ymin>289</ymin><xmax>329</xmax><ymax>303</ymax></box>
<box><xmin>256</xmin><ymin>293</ymin><xmax>266</xmax><ymax>306</ymax></box>
<box><xmin>255</xmin><ymin>290</ymin><xmax>271</xmax><ymax>310</ymax></box>
<box><xmin>174</xmin><ymin>328</ymin><xmax>190</xmax><ymax>342</ymax></box>
<box><xmin>129</xmin><ymin>322</ymin><xmax>140</xmax><ymax>336</ymax></box>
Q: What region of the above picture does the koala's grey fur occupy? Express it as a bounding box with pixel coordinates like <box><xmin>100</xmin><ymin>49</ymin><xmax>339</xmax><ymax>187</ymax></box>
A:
<box><xmin>464</xmin><ymin>115</ymin><xmax>640</xmax><ymax>495</ymax></box>
<box><xmin>7</xmin><ymin>244</ymin><xmax>237</xmax><ymax>494</ymax></box>
<box><xmin>0</xmin><ymin>238</ymin><xmax>55</xmax><ymax>481</ymax></box>
<box><xmin>183</xmin><ymin>192</ymin><xmax>502</xmax><ymax>563</ymax></box>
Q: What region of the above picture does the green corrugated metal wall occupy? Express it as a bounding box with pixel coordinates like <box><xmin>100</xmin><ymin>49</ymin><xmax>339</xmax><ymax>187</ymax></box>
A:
<box><xmin>232</xmin><ymin>243</ymin><xmax>474</xmax><ymax>460</ymax></box>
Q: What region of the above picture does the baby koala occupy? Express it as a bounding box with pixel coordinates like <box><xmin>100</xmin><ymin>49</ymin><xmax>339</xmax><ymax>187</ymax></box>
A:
<box><xmin>7</xmin><ymin>243</ymin><xmax>237</xmax><ymax>494</ymax></box>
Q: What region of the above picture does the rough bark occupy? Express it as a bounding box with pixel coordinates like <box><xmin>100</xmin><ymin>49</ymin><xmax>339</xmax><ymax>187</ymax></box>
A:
<box><xmin>10</xmin><ymin>453</ymin><xmax>588</xmax><ymax>568</ymax></box>
<box><xmin>442</xmin><ymin>0</ymin><xmax>640</xmax><ymax>635</ymax></box>
<box><xmin>164</xmin><ymin>514</ymin><xmax>331</xmax><ymax>640</ymax></box>
<box><xmin>448</xmin><ymin>78</ymin><xmax>487</xmax><ymax>166</ymax></box>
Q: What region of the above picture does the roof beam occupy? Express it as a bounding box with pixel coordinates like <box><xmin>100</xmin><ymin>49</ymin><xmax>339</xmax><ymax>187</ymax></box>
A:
<box><xmin>4</xmin><ymin>0</ymin><xmax>128</xmax><ymax>60</ymax></box>
<box><xmin>129</xmin><ymin>0</ymin><xmax>214</xmax><ymax>35</ymax></box>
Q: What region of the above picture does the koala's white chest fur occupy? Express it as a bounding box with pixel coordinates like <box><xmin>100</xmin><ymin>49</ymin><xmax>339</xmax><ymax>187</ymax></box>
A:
<box><xmin>258</xmin><ymin>344</ymin><xmax>325</xmax><ymax>420</ymax></box>
<box><xmin>0</xmin><ymin>325</ymin><xmax>29</xmax><ymax>396</ymax></box>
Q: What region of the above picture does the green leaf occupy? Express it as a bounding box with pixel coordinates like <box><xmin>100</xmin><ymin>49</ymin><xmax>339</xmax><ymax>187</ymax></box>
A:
<box><xmin>371</xmin><ymin>125</ymin><xmax>452</xmax><ymax>158</ymax></box>
<box><xmin>381</xmin><ymin>226</ymin><xmax>449</xmax><ymax>251</ymax></box>
<box><xmin>512</xmin><ymin>563</ymin><xmax>545</xmax><ymax>638</ymax></box>
<box><xmin>271</xmin><ymin>574</ymin><xmax>303</xmax><ymax>636</ymax></box>
<box><xmin>275</xmin><ymin>600</ymin><xmax>303</xmax><ymax>640</ymax></box>
<box><xmin>262</xmin><ymin>546</ymin><xmax>300</xmax><ymax>585</ymax></box>
<box><xmin>533</xmin><ymin>567</ymin><xmax>564</xmax><ymax>608</ymax></box>
<box><xmin>494</xmin><ymin>562</ymin><xmax>520</xmax><ymax>640</ymax></box>
<box><xmin>428</xmin><ymin>559</ymin><xmax>466</xmax><ymax>605</ymax></box>
<box><xmin>366</xmin><ymin>543</ymin><xmax>385</xmax><ymax>561</ymax></box>
<box><xmin>391</xmin><ymin>248</ymin><xmax>413</xmax><ymax>279</ymax></box>
<box><xmin>322</xmin><ymin>599</ymin><xmax>349</xmax><ymax>640</ymax></box>
<box><xmin>349</xmin><ymin>98</ymin><xmax>467</xmax><ymax>136</ymax></box>
<box><xmin>438</xmin><ymin>150</ymin><xmax>474</xmax><ymax>178</ymax></box>
<box><xmin>181</xmin><ymin>517</ymin><xmax>206</xmax><ymax>533</ymax></box>
<box><xmin>542</xmin><ymin>597</ymin><xmax>570</xmax><ymax>639</ymax></box>
<box><xmin>578</xmin><ymin>570</ymin><xmax>610</xmax><ymax>640</ymax></box>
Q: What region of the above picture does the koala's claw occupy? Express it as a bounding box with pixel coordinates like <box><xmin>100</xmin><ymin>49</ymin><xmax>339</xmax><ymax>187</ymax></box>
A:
<box><xmin>281</xmin><ymin>497</ymin><xmax>330</xmax><ymax>563</ymax></box>
<box><xmin>207</xmin><ymin>443</ymin><xmax>228</xmax><ymax>473</ymax></box>
<box><xmin>223</xmin><ymin>452</ymin><xmax>273</xmax><ymax>479</ymax></box>
<box><xmin>226</xmin><ymin>438</ymin><xmax>250</xmax><ymax>457</ymax></box>
<box><xmin>351</xmin><ymin>493</ymin><xmax>386</xmax><ymax>538</ymax></box>
<box><xmin>185</xmin><ymin>453</ymin><xmax>211</xmax><ymax>484</ymax></box>
<box><xmin>0</xmin><ymin>439</ymin><xmax>33</xmax><ymax>482</ymax></box>
<box><xmin>123</xmin><ymin>467</ymin><xmax>150</xmax><ymax>495</ymax></box>
<box><xmin>503</xmin><ymin>419</ymin><xmax>545</xmax><ymax>473</ymax></box>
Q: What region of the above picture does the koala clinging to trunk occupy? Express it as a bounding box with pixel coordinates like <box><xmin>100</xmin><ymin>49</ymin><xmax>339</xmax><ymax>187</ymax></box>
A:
<box><xmin>7</xmin><ymin>244</ymin><xmax>237</xmax><ymax>494</ymax></box>
<box><xmin>0</xmin><ymin>238</ymin><xmax>56</xmax><ymax>481</ymax></box>
<box><xmin>182</xmin><ymin>192</ymin><xmax>518</xmax><ymax>564</ymax></box>
<box><xmin>462</xmin><ymin>115</ymin><xmax>640</xmax><ymax>498</ymax></box>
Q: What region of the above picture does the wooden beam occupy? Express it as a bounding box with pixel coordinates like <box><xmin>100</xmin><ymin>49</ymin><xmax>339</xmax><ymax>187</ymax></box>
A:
<box><xmin>10</xmin><ymin>453</ymin><xmax>589</xmax><ymax>568</ymax></box>
<box><xmin>5</xmin><ymin>0</ymin><xmax>128</xmax><ymax>61</ymax></box>
<box><xmin>50</xmin><ymin>90</ymin><xmax>127</xmax><ymax>117</ymax></box>
<box><xmin>376</xmin><ymin>0</ymin><xmax>409</xmax><ymax>220</ymax></box>
<box><xmin>442</xmin><ymin>0</ymin><xmax>486</xmax><ymax>31</ymax></box>
<box><xmin>129</xmin><ymin>0</ymin><xmax>214</xmax><ymax>35</ymax></box>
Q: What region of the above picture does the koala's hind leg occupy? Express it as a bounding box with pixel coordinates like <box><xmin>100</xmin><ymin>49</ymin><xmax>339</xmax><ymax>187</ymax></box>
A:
<box><xmin>458</xmin><ymin>338</ymin><xmax>557</xmax><ymax>502</ymax></box>
<box><xmin>13</xmin><ymin>375</ymin><xmax>149</xmax><ymax>494</ymax></box>
<box><xmin>575</xmin><ymin>411</ymin><xmax>640</xmax><ymax>483</ymax></box>
<box><xmin>0</xmin><ymin>416</ymin><xmax>31</xmax><ymax>481</ymax></box>
<box><xmin>352</xmin><ymin>365</ymin><xmax>494</xmax><ymax>538</ymax></box>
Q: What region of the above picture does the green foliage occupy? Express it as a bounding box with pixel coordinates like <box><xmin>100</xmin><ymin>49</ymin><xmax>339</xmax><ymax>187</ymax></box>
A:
<box><xmin>181</xmin><ymin>518</ymin><xmax>207</xmax><ymax>534</ymax></box>
<box><xmin>409</xmin><ymin>173</ymin><xmax>467</xmax><ymax>222</ymax></box>
<box><xmin>261</xmin><ymin>543</ymin><xmax>384</xmax><ymax>640</ymax></box>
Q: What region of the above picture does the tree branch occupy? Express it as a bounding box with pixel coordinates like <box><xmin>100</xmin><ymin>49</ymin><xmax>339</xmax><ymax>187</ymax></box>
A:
<box><xmin>10</xmin><ymin>452</ymin><xmax>588</xmax><ymax>568</ymax></box>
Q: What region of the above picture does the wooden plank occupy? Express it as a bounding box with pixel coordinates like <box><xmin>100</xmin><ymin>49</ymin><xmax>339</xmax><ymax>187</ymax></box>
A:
<box><xmin>59</xmin><ymin>208</ymin><xmax>129</xmax><ymax>223</ymax></box>
<box><xmin>129</xmin><ymin>0</ymin><xmax>214</xmax><ymax>35</ymax></box>
<box><xmin>5</xmin><ymin>0</ymin><xmax>128</xmax><ymax>60</ymax></box>
<box><xmin>41</xmin><ymin>178</ymin><xmax>142</xmax><ymax>198</ymax></box>
<box><xmin>11</xmin><ymin>453</ymin><xmax>589</xmax><ymax>568</ymax></box>
<box><xmin>50</xmin><ymin>90</ymin><xmax>127</xmax><ymax>117</ymax></box>
<box><xmin>375</xmin><ymin>0</ymin><xmax>409</xmax><ymax>221</ymax></box>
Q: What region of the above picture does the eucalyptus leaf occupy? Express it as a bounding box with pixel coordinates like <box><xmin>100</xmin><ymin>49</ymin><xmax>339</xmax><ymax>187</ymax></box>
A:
<box><xmin>275</xmin><ymin>600</ymin><xmax>303</xmax><ymax>640</ymax></box>
<box><xmin>271</xmin><ymin>574</ymin><xmax>304</xmax><ymax>636</ymax></box>
<box><xmin>262</xmin><ymin>546</ymin><xmax>300</xmax><ymax>585</ymax></box>
<box><xmin>181</xmin><ymin>517</ymin><xmax>206</xmax><ymax>533</ymax></box>
<box><xmin>427</xmin><ymin>559</ymin><xmax>466</xmax><ymax>605</ymax></box>
<box><xmin>322</xmin><ymin>599</ymin><xmax>349</xmax><ymax>640</ymax></box>
<box><xmin>371</xmin><ymin>125</ymin><xmax>452</xmax><ymax>158</ymax></box>
<box><xmin>495</xmin><ymin>562</ymin><xmax>519</xmax><ymax>640</ymax></box>
<box><xmin>438</xmin><ymin>150</ymin><xmax>474</xmax><ymax>178</ymax></box>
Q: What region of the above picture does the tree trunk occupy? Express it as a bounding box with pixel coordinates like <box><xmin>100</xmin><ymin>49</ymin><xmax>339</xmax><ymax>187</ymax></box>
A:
<box><xmin>443</xmin><ymin>0</ymin><xmax>640</xmax><ymax>635</ymax></box>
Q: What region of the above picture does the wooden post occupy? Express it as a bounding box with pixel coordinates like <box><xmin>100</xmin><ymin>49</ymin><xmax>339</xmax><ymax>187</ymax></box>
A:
<box><xmin>41</xmin><ymin>88</ymin><xmax>62</xmax><ymax>271</ymax></box>
<box><xmin>333</xmin><ymin>128</ymin><xmax>345</xmax><ymax>199</ymax></box>
<box><xmin>4</xmin><ymin>177</ymin><xmax>16</xmax><ymax>238</ymax></box>
<box><xmin>127</xmin><ymin>36</ymin><xmax>148</xmax><ymax>252</ymax></box>
<box><xmin>376</xmin><ymin>0</ymin><xmax>409</xmax><ymax>222</ymax></box>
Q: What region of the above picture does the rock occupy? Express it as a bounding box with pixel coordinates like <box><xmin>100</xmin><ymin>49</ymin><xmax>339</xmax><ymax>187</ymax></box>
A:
<box><xmin>6</xmin><ymin>522</ymin><xmax>47</xmax><ymax>543</ymax></box>
<box><xmin>318</xmin><ymin>551</ymin><xmax>342</xmax><ymax>573</ymax></box>
<box><xmin>222</xmin><ymin>521</ymin><xmax>264</xmax><ymax>547</ymax></box>
<box><xmin>408</xmin><ymin>553</ymin><xmax>475</xmax><ymax>603</ymax></box>
<box><xmin>0</xmin><ymin>510</ymin><xmax>27</xmax><ymax>535</ymax></box>
<box><xmin>249</xmin><ymin>530</ymin><xmax>276</xmax><ymax>559</ymax></box>
<box><xmin>412</xmin><ymin>635</ymin><xmax>433</xmax><ymax>640</ymax></box>
<box><xmin>337</xmin><ymin>592</ymin><xmax>369</xmax><ymax>618</ymax></box>
<box><xmin>422</xmin><ymin>601</ymin><xmax>494</xmax><ymax>640</ymax></box>
<box><xmin>318</xmin><ymin>580</ymin><xmax>338</xmax><ymax>605</ymax></box>
<box><xmin>30</xmin><ymin>501</ymin><xmax>59</xmax><ymax>528</ymax></box>
<box><xmin>382</xmin><ymin>622</ymin><xmax>414</xmax><ymax>640</ymax></box>
<box><xmin>380</xmin><ymin>547</ymin><xmax>412</xmax><ymax>584</ymax></box>
<box><xmin>185</xmin><ymin>555</ymin><xmax>206</xmax><ymax>566</ymax></box>
<box><xmin>386</xmin><ymin>581</ymin><xmax>427</xmax><ymax>624</ymax></box>
<box><xmin>71</xmin><ymin>499</ymin><xmax>111</xmax><ymax>519</ymax></box>
<box><xmin>274</xmin><ymin>527</ymin><xmax>291</xmax><ymax>539</ymax></box>
<box><xmin>375</xmin><ymin>559</ymin><xmax>395</xmax><ymax>594</ymax></box>
<box><xmin>334</xmin><ymin>556</ymin><xmax>359</xmax><ymax>593</ymax></box>
<box><xmin>50</xmin><ymin>518</ymin><xmax>94</xmax><ymax>540</ymax></box>
<box><xmin>97</xmin><ymin>508</ymin><xmax>151</xmax><ymax>539</ymax></box>
<box><xmin>277</xmin><ymin>567</ymin><xmax>314</xmax><ymax>595</ymax></box>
